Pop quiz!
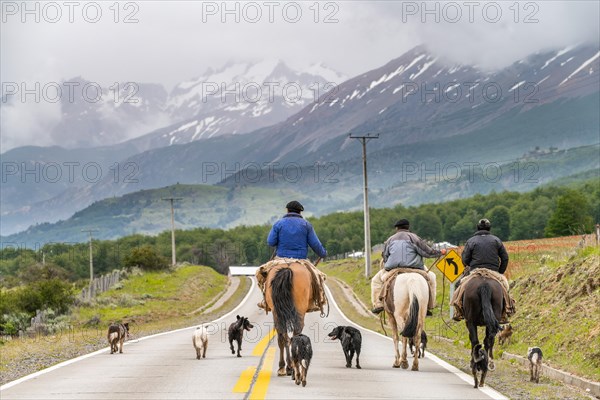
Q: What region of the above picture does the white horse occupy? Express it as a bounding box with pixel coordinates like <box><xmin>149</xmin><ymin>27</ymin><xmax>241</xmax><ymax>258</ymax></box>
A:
<box><xmin>386</xmin><ymin>273</ymin><xmax>429</xmax><ymax>371</ymax></box>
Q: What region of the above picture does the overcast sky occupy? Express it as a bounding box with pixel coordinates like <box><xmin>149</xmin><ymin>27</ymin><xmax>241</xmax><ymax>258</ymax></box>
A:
<box><xmin>1</xmin><ymin>0</ymin><xmax>599</xmax><ymax>149</ymax></box>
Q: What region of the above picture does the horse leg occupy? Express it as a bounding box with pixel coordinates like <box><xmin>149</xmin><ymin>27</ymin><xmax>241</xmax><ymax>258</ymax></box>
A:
<box><xmin>389</xmin><ymin>316</ymin><xmax>401</xmax><ymax>368</ymax></box>
<box><xmin>484</xmin><ymin>327</ymin><xmax>495</xmax><ymax>372</ymax></box>
<box><xmin>277</xmin><ymin>333</ymin><xmax>287</xmax><ymax>376</ymax></box>
<box><xmin>285</xmin><ymin>338</ymin><xmax>293</xmax><ymax>376</ymax></box>
<box><xmin>401</xmin><ymin>337</ymin><xmax>410</xmax><ymax>370</ymax></box>
<box><xmin>411</xmin><ymin>333</ymin><xmax>420</xmax><ymax>371</ymax></box>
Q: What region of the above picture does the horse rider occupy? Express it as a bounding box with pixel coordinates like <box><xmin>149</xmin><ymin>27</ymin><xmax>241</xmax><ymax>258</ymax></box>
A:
<box><xmin>452</xmin><ymin>218</ymin><xmax>513</xmax><ymax>323</ymax></box>
<box><xmin>370</xmin><ymin>218</ymin><xmax>445</xmax><ymax>316</ymax></box>
<box><xmin>256</xmin><ymin>201</ymin><xmax>328</xmax><ymax>312</ymax></box>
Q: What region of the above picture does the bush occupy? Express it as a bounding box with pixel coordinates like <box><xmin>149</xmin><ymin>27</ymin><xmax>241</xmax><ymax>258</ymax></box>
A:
<box><xmin>123</xmin><ymin>245</ymin><xmax>169</xmax><ymax>271</ymax></box>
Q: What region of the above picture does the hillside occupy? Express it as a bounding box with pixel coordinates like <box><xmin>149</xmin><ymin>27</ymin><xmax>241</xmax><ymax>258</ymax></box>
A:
<box><xmin>2</xmin><ymin>45</ymin><xmax>598</xmax><ymax>237</ymax></box>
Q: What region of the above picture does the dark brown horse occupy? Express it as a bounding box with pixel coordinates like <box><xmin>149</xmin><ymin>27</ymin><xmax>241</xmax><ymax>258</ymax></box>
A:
<box><xmin>265</xmin><ymin>263</ymin><xmax>313</xmax><ymax>376</ymax></box>
<box><xmin>462</xmin><ymin>275</ymin><xmax>503</xmax><ymax>388</ymax></box>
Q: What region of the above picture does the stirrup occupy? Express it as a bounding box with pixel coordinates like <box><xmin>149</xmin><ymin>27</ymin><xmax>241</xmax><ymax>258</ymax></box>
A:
<box><xmin>371</xmin><ymin>306</ymin><xmax>384</xmax><ymax>315</ymax></box>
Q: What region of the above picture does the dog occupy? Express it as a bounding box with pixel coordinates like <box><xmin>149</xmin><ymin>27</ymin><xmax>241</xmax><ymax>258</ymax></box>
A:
<box><xmin>291</xmin><ymin>334</ymin><xmax>313</xmax><ymax>387</ymax></box>
<box><xmin>470</xmin><ymin>343</ymin><xmax>488</xmax><ymax>388</ymax></box>
<box><xmin>107</xmin><ymin>322</ymin><xmax>129</xmax><ymax>354</ymax></box>
<box><xmin>228</xmin><ymin>315</ymin><xmax>253</xmax><ymax>357</ymax></box>
<box><xmin>409</xmin><ymin>331</ymin><xmax>428</xmax><ymax>358</ymax></box>
<box><xmin>527</xmin><ymin>347</ymin><xmax>543</xmax><ymax>383</ymax></box>
<box><xmin>328</xmin><ymin>325</ymin><xmax>361</xmax><ymax>369</ymax></box>
<box><xmin>192</xmin><ymin>325</ymin><xmax>208</xmax><ymax>359</ymax></box>
<box><xmin>497</xmin><ymin>324</ymin><xmax>513</xmax><ymax>346</ymax></box>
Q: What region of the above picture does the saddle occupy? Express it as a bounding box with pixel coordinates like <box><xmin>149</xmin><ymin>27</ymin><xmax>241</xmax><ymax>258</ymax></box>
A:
<box><xmin>381</xmin><ymin>268</ymin><xmax>432</xmax><ymax>314</ymax></box>
<box><xmin>452</xmin><ymin>268</ymin><xmax>515</xmax><ymax>320</ymax></box>
<box><xmin>256</xmin><ymin>257</ymin><xmax>326</xmax><ymax>314</ymax></box>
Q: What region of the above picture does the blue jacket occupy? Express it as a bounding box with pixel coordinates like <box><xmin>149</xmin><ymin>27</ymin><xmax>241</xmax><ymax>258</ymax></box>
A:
<box><xmin>267</xmin><ymin>213</ymin><xmax>327</xmax><ymax>259</ymax></box>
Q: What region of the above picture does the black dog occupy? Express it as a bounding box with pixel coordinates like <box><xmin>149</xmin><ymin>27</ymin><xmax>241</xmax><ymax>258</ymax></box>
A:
<box><xmin>328</xmin><ymin>326</ymin><xmax>361</xmax><ymax>369</ymax></box>
<box><xmin>291</xmin><ymin>334</ymin><xmax>313</xmax><ymax>387</ymax></box>
<box><xmin>228</xmin><ymin>315</ymin><xmax>253</xmax><ymax>357</ymax></box>
<box><xmin>409</xmin><ymin>331</ymin><xmax>428</xmax><ymax>358</ymax></box>
<box><xmin>471</xmin><ymin>343</ymin><xmax>489</xmax><ymax>388</ymax></box>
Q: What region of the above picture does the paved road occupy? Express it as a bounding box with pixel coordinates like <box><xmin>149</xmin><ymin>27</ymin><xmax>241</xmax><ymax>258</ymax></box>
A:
<box><xmin>1</xmin><ymin>278</ymin><xmax>506</xmax><ymax>399</ymax></box>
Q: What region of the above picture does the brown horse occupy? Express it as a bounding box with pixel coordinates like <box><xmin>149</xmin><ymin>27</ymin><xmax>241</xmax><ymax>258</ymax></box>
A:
<box><xmin>462</xmin><ymin>275</ymin><xmax>503</xmax><ymax>387</ymax></box>
<box><xmin>386</xmin><ymin>273</ymin><xmax>429</xmax><ymax>371</ymax></box>
<box><xmin>265</xmin><ymin>263</ymin><xmax>313</xmax><ymax>376</ymax></box>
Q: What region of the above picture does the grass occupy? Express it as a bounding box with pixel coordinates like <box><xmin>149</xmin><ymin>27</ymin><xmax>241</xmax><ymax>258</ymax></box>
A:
<box><xmin>320</xmin><ymin>235</ymin><xmax>598</xmax><ymax>399</ymax></box>
<box><xmin>0</xmin><ymin>266</ymin><xmax>250</xmax><ymax>385</ymax></box>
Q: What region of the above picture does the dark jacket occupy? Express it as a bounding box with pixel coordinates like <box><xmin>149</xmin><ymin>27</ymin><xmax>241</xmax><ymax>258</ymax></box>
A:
<box><xmin>462</xmin><ymin>230</ymin><xmax>509</xmax><ymax>274</ymax></box>
<box><xmin>267</xmin><ymin>213</ymin><xmax>327</xmax><ymax>259</ymax></box>
<box><xmin>382</xmin><ymin>229</ymin><xmax>441</xmax><ymax>270</ymax></box>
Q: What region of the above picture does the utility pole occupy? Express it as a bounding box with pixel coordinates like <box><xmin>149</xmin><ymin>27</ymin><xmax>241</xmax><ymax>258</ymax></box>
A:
<box><xmin>81</xmin><ymin>229</ymin><xmax>98</xmax><ymax>285</ymax></box>
<box><xmin>350</xmin><ymin>133</ymin><xmax>379</xmax><ymax>278</ymax></box>
<box><xmin>162</xmin><ymin>197</ymin><xmax>182</xmax><ymax>266</ymax></box>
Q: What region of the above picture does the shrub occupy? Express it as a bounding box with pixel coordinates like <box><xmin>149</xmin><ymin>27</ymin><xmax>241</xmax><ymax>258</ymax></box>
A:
<box><xmin>123</xmin><ymin>245</ymin><xmax>169</xmax><ymax>271</ymax></box>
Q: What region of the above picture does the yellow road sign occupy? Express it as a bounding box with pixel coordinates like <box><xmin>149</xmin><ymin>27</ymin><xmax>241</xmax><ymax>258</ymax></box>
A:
<box><xmin>436</xmin><ymin>249</ymin><xmax>465</xmax><ymax>282</ymax></box>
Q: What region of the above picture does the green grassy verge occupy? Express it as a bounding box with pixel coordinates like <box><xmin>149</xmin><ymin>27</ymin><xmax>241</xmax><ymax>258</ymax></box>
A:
<box><xmin>0</xmin><ymin>266</ymin><xmax>250</xmax><ymax>385</ymax></box>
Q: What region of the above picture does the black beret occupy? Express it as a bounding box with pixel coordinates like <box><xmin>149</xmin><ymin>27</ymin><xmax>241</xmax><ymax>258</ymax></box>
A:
<box><xmin>394</xmin><ymin>219</ymin><xmax>410</xmax><ymax>228</ymax></box>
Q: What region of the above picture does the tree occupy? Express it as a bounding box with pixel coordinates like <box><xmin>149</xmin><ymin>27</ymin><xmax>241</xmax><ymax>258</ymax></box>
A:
<box><xmin>123</xmin><ymin>245</ymin><xmax>169</xmax><ymax>271</ymax></box>
<box><xmin>413</xmin><ymin>211</ymin><xmax>442</xmax><ymax>241</ymax></box>
<box><xmin>488</xmin><ymin>205</ymin><xmax>511</xmax><ymax>240</ymax></box>
<box><xmin>545</xmin><ymin>190</ymin><xmax>593</xmax><ymax>237</ymax></box>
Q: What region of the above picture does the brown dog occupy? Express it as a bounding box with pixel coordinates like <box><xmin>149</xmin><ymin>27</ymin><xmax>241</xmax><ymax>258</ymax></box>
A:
<box><xmin>497</xmin><ymin>324</ymin><xmax>513</xmax><ymax>346</ymax></box>
<box><xmin>107</xmin><ymin>322</ymin><xmax>129</xmax><ymax>354</ymax></box>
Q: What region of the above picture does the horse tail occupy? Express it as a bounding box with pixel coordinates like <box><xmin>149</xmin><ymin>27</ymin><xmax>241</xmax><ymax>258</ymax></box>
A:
<box><xmin>401</xmin><ymin>294</ymin><xmax>419</xmax><ymax>338</ymax></box>
<box><xmin>271</xmin><ymin>268</ymin><xmax>300</xmax><ymax>335</ymax></box>
<box><xmin>478</xmin><ymin>283</ymin><xmax>501</xmax><ymax>336</ymax></box>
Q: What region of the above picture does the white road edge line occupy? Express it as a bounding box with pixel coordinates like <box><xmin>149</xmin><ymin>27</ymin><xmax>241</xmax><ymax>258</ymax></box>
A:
<box><xmin>0</xmin><ymin>277</ymin><xmax>256</xmax><ymax>391</ymax></box>
<box><xmin>324</xmin><ymin>284</ymin><xmax>508</xmax><ymax>400</ymax></box>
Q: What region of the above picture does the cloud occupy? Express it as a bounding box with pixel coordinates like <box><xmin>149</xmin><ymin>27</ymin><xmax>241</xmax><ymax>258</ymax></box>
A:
<box><xmin>1</xmin><ymin>1</ymin><xmax>598</xmax><ymax>150</ymax></box>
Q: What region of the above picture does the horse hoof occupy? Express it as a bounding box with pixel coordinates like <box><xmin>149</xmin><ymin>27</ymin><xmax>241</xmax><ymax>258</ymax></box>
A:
<box><xmin>411</xmin><ymin>365</ymin><xmax>419</xmax><ymax>371</ymax></box>
<box><xmin>356</xmin><ymin>365</ymin><xmax>361</xmax><ymax>369</ymax></box>
<box><xmin>302</xmin><ymin>381</ymin><xmax>306</xmax><ymax>387</ymax></box>
<box><xmin>277</xmin><ymin>369</ymin><xmax>287</xmax><ymax>376</ymax></box>
<box><xmin>393</xmin><ymin>362</ymin><xmax>400</xmax><ymax>368</ymax></box>
<box><xmin>295</xmin><ymin>380</ymin><xmax>300</xmax><ymax>385</ymax></box>
<box><xmin>346</xmin><ymin>364</ymin><xmax>351</xmax><ymax>368</ymax></box>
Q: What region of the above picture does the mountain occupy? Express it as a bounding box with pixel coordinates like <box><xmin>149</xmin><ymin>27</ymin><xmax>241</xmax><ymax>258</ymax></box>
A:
<box><xmin>126</xmin><ymin>60</ymin><xmax>345</xmax><ymax>152</ymax></box>
<box><xmin>2</xmin><ymin>45</ymin><xmax>599</xmax><ymax>239</ymax></box>
<box><xmin>1</xmin><ymin>61</ymin><xmax>343</xmax><ymax>234</ymax></box>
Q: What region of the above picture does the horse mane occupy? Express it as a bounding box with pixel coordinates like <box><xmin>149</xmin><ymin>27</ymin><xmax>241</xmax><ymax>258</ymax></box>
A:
<box><xmin>271</xmin><ymin>268</ymin><xmax>301</xmax><ymax>335</ymax></box>
<box><xmin>401</xmin><ymin>294</ymin><xmax>420</xmax><ymax>338</ymax></box>
<box><xmin>477</xmin><ymin>283</ymin><xmax>501</xmax><ymax>336</ymax></box>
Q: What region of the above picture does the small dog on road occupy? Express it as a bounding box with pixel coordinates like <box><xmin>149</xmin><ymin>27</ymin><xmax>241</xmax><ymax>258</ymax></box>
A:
<box><xmin>470</xmin><ymin>343</ymin><xmax>488</xmax><ymax>388</ymax></box>
<box><xmin>193</xmin><ymin>325</ymin><xmax>208</xmax><ymax>359</ymax></box>
<box><xmin>228</xmin><ymin>315</ymin><xmax>254</xmax><ymax>357</ymax></box>
<box><xmin>107</xmin><ymin>322</ymin><xmax>129</xmax><ymax>354</ymax></box>
<box><xmin>409</xmin><ymin>331</ymin><xmax>428</xmax><ymax>358</ymax></box>
<box><xmin>328</xmin><ymin>325</ymin><xmax>362</xmax><ymax>369</ymax></box>
<box><xmin>291</xmin><ymin>334</ymin><xmax>313</xmax><ymax>387</ymax></box>
<box><xmin>527</xmin><ymin>347</ymin><xmax>543</xmax><ymax>383</ymax></box>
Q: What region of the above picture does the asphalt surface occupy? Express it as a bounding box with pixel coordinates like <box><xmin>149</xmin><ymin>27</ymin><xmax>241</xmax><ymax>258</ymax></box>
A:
<box><xmin>1</xmin><ymin>278</ymin><xmax>506</xmax><ymax>399</ymax></box>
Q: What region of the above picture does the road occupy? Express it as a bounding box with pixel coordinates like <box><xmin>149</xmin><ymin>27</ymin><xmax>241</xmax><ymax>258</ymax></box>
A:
<box><xmin>1</xmin><ymin>278</ymin><xmax>506</xmax><ymax>399</ymax></box>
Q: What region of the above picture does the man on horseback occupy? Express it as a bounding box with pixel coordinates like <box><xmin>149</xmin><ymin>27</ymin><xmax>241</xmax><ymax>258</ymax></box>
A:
<box><xmin>370</xmin><ymin>219</ymin><xmax>444</xmax><ymax>316</ymax></box>
<box><xmin>452</xmin><ymin>218</ymin><xmax>514</xmax><ymax>323</ymax></box>
<box><xmin>256</xmin><ymin>201</ymin><xmax>328</xmax><ymax>313</ymax></box>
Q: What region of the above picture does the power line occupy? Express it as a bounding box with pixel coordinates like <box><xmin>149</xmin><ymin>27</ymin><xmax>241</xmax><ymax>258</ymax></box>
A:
<box><xmin>349</xmin><ymin>133</ymin><xmax>379</xmax><ymax>278</ymax></box>
<box><xmin>162</xmin><ymin>197</ymin><xmax>183</xmax><ymax>266</ymax></box>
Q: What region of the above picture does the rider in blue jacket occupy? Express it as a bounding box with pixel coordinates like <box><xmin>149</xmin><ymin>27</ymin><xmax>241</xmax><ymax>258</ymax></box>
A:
<box><xmin>257</xmin><ymin>201</ymin><xmax>327</xmax><ymax>312</ymax></box>
<box><xmin>267</xmin><ymin>201</ymin><xmax>327</xmax><ymax>259</ymax></box>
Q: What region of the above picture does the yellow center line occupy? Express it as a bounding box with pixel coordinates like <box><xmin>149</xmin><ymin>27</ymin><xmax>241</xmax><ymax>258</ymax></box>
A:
<box><xmin>233</xmin><ymin>367</ymin><xmax>257</xmax><ymax>393</ymax></box>
<box><xmin>232</xmin><ymin>328</ymin><xmax>277</xmax><ymax>396</ymax></box>
<box><xmin>248</xmin><ymin>347</ymin><xmax>276</xmax><ymax>400</ymax></box>
<box><xmin>252</xmin><ymin>328</ymin><xmax>276</xmax><ymax>356</ymax></box>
